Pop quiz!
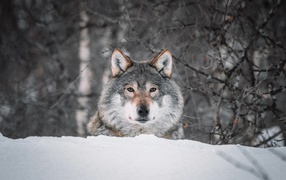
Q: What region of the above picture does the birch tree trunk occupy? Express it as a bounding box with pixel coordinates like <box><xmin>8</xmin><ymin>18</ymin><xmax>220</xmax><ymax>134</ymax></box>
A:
<box><xmin>76</xmin><ymin>8</ymin><xmax>91</xmax><ymax>136</ymax></box>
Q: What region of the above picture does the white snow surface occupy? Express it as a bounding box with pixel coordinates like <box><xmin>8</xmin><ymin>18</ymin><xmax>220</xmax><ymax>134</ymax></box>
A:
<box><xmin>1</xmin><ymin>133</ymin><xmax>286</xmax><ymax>180</ymax></box>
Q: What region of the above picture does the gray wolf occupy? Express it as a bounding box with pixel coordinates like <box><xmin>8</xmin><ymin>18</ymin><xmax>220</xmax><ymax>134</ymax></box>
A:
<box><xmin>87</xmin><ymin>49</ymin><xmax>184</xmax><ymax>139</ymax></box>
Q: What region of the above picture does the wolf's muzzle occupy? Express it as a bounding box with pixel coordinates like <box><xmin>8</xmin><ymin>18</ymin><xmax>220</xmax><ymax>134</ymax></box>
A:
<box><xmin>137</xmin><ymin>105</ymin><xmax>149</xmax><ymax>123</ymax></box>
<box><xmin>137</xmin><ymin>105</ymin><xmax>149</xmax><ymax>117</ymax></box>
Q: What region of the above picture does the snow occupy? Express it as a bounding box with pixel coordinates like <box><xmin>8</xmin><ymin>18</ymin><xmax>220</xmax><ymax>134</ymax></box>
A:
<box><xmin>0</xmin><ymin>133</ymin><xmax>285</xmax><ymax>180</ymax></box>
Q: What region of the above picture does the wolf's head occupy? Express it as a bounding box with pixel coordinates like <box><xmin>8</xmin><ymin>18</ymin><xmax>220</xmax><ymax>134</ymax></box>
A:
<box><xmin>98</xmin><ymin>49</ymin><xmax>184</xmax><ymax>137</ymax></box>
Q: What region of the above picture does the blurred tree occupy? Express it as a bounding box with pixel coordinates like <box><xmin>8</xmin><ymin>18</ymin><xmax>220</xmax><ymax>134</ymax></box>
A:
<box><xmin>0</xmin><ymin>0</ymin><xmax>81</xmax><ymax>137</ymax></box>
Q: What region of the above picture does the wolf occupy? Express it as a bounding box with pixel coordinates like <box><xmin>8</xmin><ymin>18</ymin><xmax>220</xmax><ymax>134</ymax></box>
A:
<box><xmin>87</xmin><ymin>48</ymin><xmax>184</xmax><ymax>139</ymax></box>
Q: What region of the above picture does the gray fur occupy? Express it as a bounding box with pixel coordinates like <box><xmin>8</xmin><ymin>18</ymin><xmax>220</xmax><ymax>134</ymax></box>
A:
<box><xmin>87</xmin><ymin>50</ymin><xmax>184</xmax><ymax>139</ymax></box>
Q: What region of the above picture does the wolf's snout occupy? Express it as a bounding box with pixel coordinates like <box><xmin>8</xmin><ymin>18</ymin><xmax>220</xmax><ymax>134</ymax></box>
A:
<box><xmin>137</xmin><ymin>105</ymin><xmax>149</xmax><ymax>117</ymax></box>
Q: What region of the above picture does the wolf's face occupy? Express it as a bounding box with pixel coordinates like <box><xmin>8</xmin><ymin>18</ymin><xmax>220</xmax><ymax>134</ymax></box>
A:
<box><xmin>97</xmin><ymin>49</ymin><xmax>184</xmax><ymax>137</ymax></box>
<box><xmin>122</xmin><ymin>81</ymin><xmax>160</xmax><ymax>123</ymax></box>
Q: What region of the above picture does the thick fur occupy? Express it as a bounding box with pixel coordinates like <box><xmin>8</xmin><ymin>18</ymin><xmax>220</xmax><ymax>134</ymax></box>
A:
<box><xmin>87</xmin><ymin>49</ymin><xmax>184</xmax><ymax>139</ymax></box>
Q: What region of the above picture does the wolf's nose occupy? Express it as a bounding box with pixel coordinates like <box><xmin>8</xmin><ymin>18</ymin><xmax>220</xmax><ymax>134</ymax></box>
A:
<box><xmin>138</xmin><ymin>105</ymin><xmax>149</xmax><ymax>117</ymax></box>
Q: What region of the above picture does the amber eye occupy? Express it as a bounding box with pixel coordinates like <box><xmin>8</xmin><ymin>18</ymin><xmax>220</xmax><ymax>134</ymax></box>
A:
<box><xmin>127</xmin><ymin>87</ymin><xmax>135</xmax><ymax>92</ymax></box>
<box><xmin>150</xmin><ymin>88</ymin><xmax>157</xmax><ymax>92</ymax></box>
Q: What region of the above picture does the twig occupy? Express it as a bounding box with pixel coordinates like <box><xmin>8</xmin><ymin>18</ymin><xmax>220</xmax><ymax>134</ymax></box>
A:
<box><xmin>50</xmin><ymin>61</ymin><xmax>91</xmax><ymax>108</ymax></box>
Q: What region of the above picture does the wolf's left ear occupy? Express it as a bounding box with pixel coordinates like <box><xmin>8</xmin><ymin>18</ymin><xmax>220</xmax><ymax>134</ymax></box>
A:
<box><xmin>111</xmin><ymin>48</ymin><xmax>133</xmax><ymax>77</ymax></box>
<box><xmin>150</xmin><ymin>49</ymin><xmax>172</xmax><ymax>78</ymax></box>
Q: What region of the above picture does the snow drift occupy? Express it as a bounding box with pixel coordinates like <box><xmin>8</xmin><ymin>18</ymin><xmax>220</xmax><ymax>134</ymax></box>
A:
<box><xmin>0</xmin><ymin>133</ymin><xmax>285</xmax><ymax>180</ymax></box>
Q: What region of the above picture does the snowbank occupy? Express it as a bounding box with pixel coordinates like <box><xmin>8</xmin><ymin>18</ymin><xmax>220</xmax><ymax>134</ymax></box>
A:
<box><xmin>0</xmin><ymin>133</ymin><xmax>285</xmax><ymax>180</ymax></box>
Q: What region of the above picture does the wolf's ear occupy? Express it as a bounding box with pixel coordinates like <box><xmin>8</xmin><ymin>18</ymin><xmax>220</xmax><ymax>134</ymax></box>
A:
<box><xmin>150</xmin><ymin>49</ymin><xmax>172</xmax><ymax>78</ymax></box>
<box><xmin>111</xmin><ymin>49</ymin><xmax>133</xmax><ymax>77</ymax></box>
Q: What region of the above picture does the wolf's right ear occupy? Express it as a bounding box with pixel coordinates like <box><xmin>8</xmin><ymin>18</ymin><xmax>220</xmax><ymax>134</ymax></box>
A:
<box><xmin>111</xmin><ymin>49</ymin><xmax>133</xmax><ymax>77</ymax></box>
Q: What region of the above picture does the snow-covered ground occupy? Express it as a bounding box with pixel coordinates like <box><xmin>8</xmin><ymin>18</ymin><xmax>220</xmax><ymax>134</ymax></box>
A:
<box><xmin>0</xmin><ymin>133</ymin><xmax>285</xmax><ymax>180</ymax></box>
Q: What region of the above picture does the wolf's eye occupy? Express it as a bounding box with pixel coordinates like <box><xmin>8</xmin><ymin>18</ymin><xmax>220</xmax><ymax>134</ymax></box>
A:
<box><xmin>150</xmin><ymin>88</ymin><xmax>157</xmax><ymax>92</ymax></box>
<box><xmin>127</xmin><ymin>87</ymin><xmax>135</xmax><ymax>92</ymax></box>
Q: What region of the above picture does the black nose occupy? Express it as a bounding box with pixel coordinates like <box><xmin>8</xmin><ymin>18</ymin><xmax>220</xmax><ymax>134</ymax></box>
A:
<box><xmin>137</xmin><ymin>105</ymin><xmax>149</xmax><ymax>117</ymax></box>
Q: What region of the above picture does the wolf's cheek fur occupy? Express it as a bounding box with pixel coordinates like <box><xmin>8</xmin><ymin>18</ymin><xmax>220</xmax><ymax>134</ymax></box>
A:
<box><xmin>102</xmin><ymin>94</ymin><xmax>125</xmax><ymax>127</ymax></box>
<box><xmin>124</xmin><ymin>101</ymin><xmax>138</xmax><ymax>122</ymax></box>
<box><xmin>145</xmin><ymin>94</ymin><xmax>183</xmax><ymax>135</ymax></box>
<box><xmin>148</xmin><ymin>101</ymin><xmax>159</xmax><ymax>121</ymax></box>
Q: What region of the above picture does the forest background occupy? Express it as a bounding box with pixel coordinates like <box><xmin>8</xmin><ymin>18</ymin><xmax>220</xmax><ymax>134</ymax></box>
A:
<box><xmin>0</xmin><ymin>0</ymin><xmax>285</xmax><ymax>147</ymax></box>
